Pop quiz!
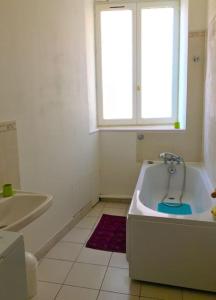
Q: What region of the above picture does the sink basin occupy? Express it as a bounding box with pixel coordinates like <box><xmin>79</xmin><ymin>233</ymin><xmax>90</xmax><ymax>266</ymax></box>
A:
<box><xmin>0</xmin><ymin>191</ymin><xmax>53</xmax><ymax>231</ymax></box>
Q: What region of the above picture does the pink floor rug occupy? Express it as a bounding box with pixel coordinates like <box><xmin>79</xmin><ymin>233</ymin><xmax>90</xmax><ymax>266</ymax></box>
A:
<box><xmin>86</xmin><ymin>214</ymin><xmax>126</xmax><ymax>253</ymax></box>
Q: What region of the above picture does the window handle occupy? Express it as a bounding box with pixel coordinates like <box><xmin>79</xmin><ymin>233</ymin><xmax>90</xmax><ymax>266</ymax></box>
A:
<box><xmin>137</xmin><ymin>85</ymin><xmax>141</xmax><ymax>92</ymax></box>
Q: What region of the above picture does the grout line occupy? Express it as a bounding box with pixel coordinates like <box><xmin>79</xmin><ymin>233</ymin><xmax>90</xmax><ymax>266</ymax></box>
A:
<box><xmin>39</xmin><ymin>202</ymin><xmax>187</xmax><ymax>300</ymax></box>
<box><xmin>101</xmin><ymin>288</ymin><xmax>140</xmax><ymax>297</ymax></box>
<box><xmin>53</xmin><ymin>249</ymin><xmax>82</xmax><ymax>299</ymax></box>
<box><xmin>59</xmin><ymin>240</ymin><xmax>85</xmax><ymax>245</ymax></box>
<box><xmin>54</xmin><ymin>286</ymin><xmax>63</xmax><ymax>300</ymax></box>
<box><xmin>38</xmin><ymin>279</ymin><xmax>63</xmax><ymax>285</ymax></box>
<box><xmin>54</xmin><ymin>285</ymin><xmax>101</xmax><ymax>300</ymax></box>
<box><xmin>106</xmin><ymin>265</ymin><xmax>129</xmax><ymax>270</ymax></box>
<box><xmin>43</xmin><ymin>257</ymin><xmax>77</xmax><ymax>263</ymax></box>
<box><xmin>37</xmin><ymin>281</ymin><xmax>62</xmax><ymax>300</ymax></box>
<box><xmin>51</xmin><ymin>284</ymin><xmax>62</xmax><ymax>300</ymax></box>
<box><xmin>63</xmin><ymin>260</ymin><xmax>112</xmax><ymax>268</ymax></box>
<box><xmin>57</xmin><ymin>283</ymin><xmax>100</xmax><ymax>291</ymax></box>
<box><xmin>43</xmin><ymin>252</ymin><xmax>129</xmax><ymax>268</ymax></box>
<box><xmin>56</xmin><ymin>283</ymin><xmax>101</xmax><ymax>293</ymax></box>
<box><xmin>50</xmin><ymin>240</ymin><xmax>84</xmax><ymax>246</ymax></box>
<box><xmin>95</xmin><ymin>251</ymin><xmax>113</xmax><ymax>300</ymax></box>
<box><xmin>75</xmin><ymin>226</ymin><xmax>96</xmax><ymax>230</ymax></box>
<box><xmin>181</xmin><ymin>288</ymin><xmax>184</xmax><ymax>300</ymax></box>
<box><xmin>138</xmin><ymin>279</ymin><xmax>141</xmax><ymax>297</ymax></box>
<box><xmin>38</xmin><ymin>279</ymin><xmax>68</xmax><ymax>285</ymax></box>
<box><xmin>38</xmin><ymin>280</ymin><xmax>61</xmax><ymax>286</ymax></box>
<box><xmin>56</xmin><ymin>237</ymin><xmax>117</xmax><ymax>293</ymax></box>
<box><xmin>62</xmin><ymin>283</ymin><xmax>99</xmax><ymax>291</ymax></box>
<box><xmin>107</xmin><ymin>252</ymin><xmax>113</xmax><ymax>269</ymax></box>
<box><xmin>57</xmin><ymin>243</ymin><xmax>84</xmax><ymax>287</ymax></box>
<box><xmin>42</xmin><ymin>203</ymin><xmax>133</xmax><ymax>299</ymax></box>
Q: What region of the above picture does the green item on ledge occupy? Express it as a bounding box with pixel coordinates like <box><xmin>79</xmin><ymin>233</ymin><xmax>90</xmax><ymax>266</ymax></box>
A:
<box><xmin>174</xmin><ymin>121</ymin><xmax>180</xmax><ymax>129</ymax></box>
<box><xmin>2</xmin><ymin>184</ymin><xmax>13</xmax><ymax>197</ymax></box>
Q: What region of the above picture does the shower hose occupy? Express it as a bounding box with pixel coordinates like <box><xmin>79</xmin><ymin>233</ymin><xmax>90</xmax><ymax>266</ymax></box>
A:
<box><xmin>161</xmin><ymin>158</ymin><xmax>186</xmax><ymax>208</ymax></box>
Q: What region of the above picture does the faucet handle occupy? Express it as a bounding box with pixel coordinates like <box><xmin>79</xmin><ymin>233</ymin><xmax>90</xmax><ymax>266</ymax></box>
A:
<box><xmin>159</xmin><ymin>152</ymin><xmax>182</xmax><ymax>165</ymax></box>
<box><xmin>159</xmin><ymin>153</ymin><xmax>165</xmax><ymax>160</ymax></box>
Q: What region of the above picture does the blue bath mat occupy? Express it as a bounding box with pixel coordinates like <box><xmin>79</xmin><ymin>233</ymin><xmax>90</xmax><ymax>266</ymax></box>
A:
<box><xmin>157</xmin><ymin>202</ymin><xmax>192</xmax><ymax>215</ymax></box>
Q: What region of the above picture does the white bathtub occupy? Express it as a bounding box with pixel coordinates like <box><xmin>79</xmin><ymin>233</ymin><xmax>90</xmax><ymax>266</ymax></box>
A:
<box><xmin>127</xmin><ymin>161</ymin><xmax>216</xmax><ymax>292</ymax></box>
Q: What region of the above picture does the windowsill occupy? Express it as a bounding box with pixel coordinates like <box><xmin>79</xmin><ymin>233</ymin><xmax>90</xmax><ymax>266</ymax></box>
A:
<box><xmin>96</xmin><ymin>125</ymin><xmax>186</xmax><ymax>132</ymax></box>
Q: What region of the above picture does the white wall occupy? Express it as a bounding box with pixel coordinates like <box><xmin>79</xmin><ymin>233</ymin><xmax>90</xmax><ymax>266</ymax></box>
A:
<box><xmin>0</xmin><ymin>0</ymin><xmax>99</xmax><ymax>253</ymax></box>
<box><xmin>203</xmin><ymin>0</ymin><xmax>216</xmax><ymax>187</ymax></box>
<box><xmin>208</xmin><ymin>0</ymin><xmax>216</xmax><ymax>22</ymax></box>
<box><xmin>0</xmin><ymin>122</ymin><xmax>20</xmax><ymax>189</ymax></box>
<box><xmin>189</xmin><ymin>0</ymin><xmax>207</xmax><ymax>31</ymax></box>
<box><xmin>100</xmin><ymin>0</ymin><xmax>207</xmax><ymax>197</ymax></box>
<box><xmin>85</xmin><ymin>0</ymin><xmax>98</xmax><ymax>133</ymax></box>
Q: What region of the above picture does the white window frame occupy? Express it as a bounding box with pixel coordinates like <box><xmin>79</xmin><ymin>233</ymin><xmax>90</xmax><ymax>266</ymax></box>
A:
<box><xmin>96</xmin><ymin>3</ymin><xmax>137</xmax><ymax>126</ymax></box>
<box><xmin>95</xmin><ymin>1</ymin><xmax>180</xmax><ymax>126</ymax></box>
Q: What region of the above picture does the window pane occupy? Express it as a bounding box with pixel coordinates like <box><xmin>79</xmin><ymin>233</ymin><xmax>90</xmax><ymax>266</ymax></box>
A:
<box><xmin>101</xmin><ymin>10</ymin><xmax>133</xmax><ymax>120</ymax></box>
<box><xmin>141</xmin><ymin>8</ymin><xmax>174</xmax><ymax>119</ymax></box>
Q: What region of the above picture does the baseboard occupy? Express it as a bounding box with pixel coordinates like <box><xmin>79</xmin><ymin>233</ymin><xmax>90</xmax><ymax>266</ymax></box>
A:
<box><xmin>99</xmin><ymin>194</ymin><xmax>132</xmax><ymax>204</ymax></box>
<box><xmin>34</xmin><ymin>198</ymin><xmax>99</xmax><ymax>260</ymax></box>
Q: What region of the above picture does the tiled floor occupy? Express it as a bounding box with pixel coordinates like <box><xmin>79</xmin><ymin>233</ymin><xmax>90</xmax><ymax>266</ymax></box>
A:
<box><xmin>34</xmin><ymin>201</ymin><xmax>216</xmax><ymax>300</ymax></box>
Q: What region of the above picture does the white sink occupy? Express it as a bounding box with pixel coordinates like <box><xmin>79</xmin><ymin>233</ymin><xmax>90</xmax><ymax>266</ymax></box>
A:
<box><xmin>0</xmin><ymin>191</ymin><xmax>53</xmax><ymax>231</ymax></box>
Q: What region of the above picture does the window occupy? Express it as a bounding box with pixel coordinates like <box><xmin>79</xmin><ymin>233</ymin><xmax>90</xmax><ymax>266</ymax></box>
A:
<box><xmin>96</xmin><ymin>1</ymin><xmax>180</xmax><ymax>126</ymax></box>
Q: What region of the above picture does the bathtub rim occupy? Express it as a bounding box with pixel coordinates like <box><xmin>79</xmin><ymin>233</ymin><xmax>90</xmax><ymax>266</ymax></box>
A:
<box><xmin>128</xmin><ymin>161</ymin><xmax>216</xmax><ymax>227</ymax></box>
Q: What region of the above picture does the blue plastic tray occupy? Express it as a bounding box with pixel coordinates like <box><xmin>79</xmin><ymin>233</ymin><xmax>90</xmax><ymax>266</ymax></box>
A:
<box><xmin>157</xmin><ymin>202</ymin><xmax>192</xmax><ymax>215</ymax></box>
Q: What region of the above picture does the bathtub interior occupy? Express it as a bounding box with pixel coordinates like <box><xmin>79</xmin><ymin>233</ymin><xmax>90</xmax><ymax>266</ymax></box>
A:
<box><xmin>139</xmin><ymin>163</ymin><xmax>212</xmax><ymax>215</ymax></box>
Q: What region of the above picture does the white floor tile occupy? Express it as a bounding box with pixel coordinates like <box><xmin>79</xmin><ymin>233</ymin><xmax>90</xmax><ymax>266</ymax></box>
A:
<box><xmin>91</xmin><ymin>221</ymin><xmax>100</xmax><ymax>233</ymax></box>
<box><xmin>32</xmin><ymin>282</ymin><xmax>61</xmax><ymax>300</ymax></box>
<box><xmin>104</xmin><ymin>202</ymin><xmax>129</xmax><ymax>209</ymax></box>
<box><xmin>46</xmin><ymin>242</ymin><xmax>83</xmax><ymax>261</ymax></box>
<box><xmin>140</xmin><ymin>282</ymin><xmax>182</xmax><ymax>300</ymax></box>
<box><xmin>102</xmin><ymin>208</ymin><xmax>127</xmax><ymax>217</ymax></box>
<box><xmin>65</xmin><ymin>262</ymin><xmax>107</xmax><ymax>289</ymax></box>
<box><xmin>101</xmin><ymin>267</ymin><xmax>140</xmax><ymax>296</ymax></box>
<box><xmin>109</xmin><ymin>253</ymin><xmax>129</xmax><ymax>269</ymax></box>
<box><xmin>87</xmin><ymin>206</ymin><xmax>103</xmax><ymax>217</ymax></box>
<box><xmin>38</xmin><ymin>259</ymin><xmax>73</xmax><ymax>284</ymax></box>
<box><xmin>75</xmin><ymin>216</ymin><xmax>98</xmax><ymax>229</ymax></box>
<box><xmin>56</xmin><ymin>286</ymin><xmax>99</xmax><ymax>300</ymax></box>
<box><xmin>62</xmin><ymin>228</ymin><xmax>91</xmax><ymax>243</ymax></box>
<box><xmin>77</xmin><ymin>247</ymin><xmax>112</xmax><ymax>265</ymax></box>
<box><xmin>98</xmin><ymin>291</ymin><xmax>139</xmax><ymax>300</ymax></box>
<box><xmin>95</xmin><ymin>202</ymin><xmax>105</xmax><ymax>209</ymax></box>
<box><xmin>182</xmin><ymin>289</ymin><xmax>216</xmax><ymax>300</ymax></box>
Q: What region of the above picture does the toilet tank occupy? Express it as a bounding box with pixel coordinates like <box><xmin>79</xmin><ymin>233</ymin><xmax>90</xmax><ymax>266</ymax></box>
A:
<box><xmin>0</xmin><ymin>231</ymin><xmax>27</xmax><ymax>300</ymax></box>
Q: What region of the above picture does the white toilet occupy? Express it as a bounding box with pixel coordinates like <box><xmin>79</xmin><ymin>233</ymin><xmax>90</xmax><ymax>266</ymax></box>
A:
<box><xmin>0</xmin><ymin>231</ymin><xmax>27</xmax><ymax>300</ymax></box>
<box><xmin>25</xmin><ymin>252</ymin><xmax>38</xmax><ymax>299</ymax></box>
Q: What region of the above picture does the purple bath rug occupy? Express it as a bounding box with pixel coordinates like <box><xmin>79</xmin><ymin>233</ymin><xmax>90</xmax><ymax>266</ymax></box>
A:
<box><xmin>86</xmin><ymin>214</ymin><xmax>126</xmax><ymax>253</ymax></box>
